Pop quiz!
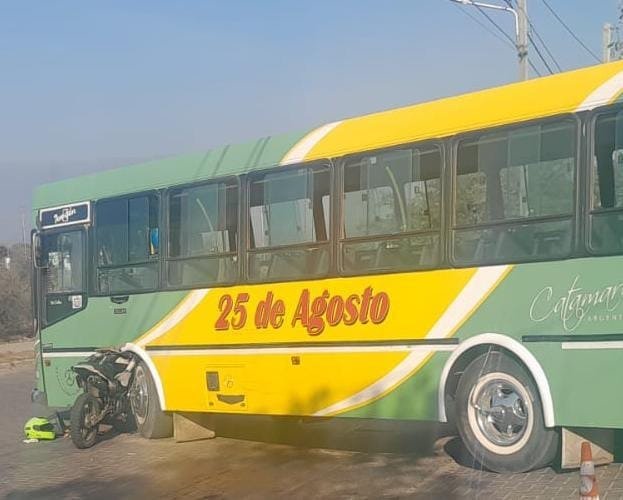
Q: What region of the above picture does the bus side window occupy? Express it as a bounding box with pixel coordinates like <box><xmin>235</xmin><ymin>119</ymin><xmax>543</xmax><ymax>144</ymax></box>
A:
<box><xmin>453</xmin><ymin>119</ymin><xmax>576</xmax><ymax>266</ymax></box>
<box><xmin>247</xmin><ymin>165</ymin><xmax>330</xmax><ymax>282</ymax></box>
<box><xmin>166</xmin><ymin>180</ymin><xmax>238</xmax><ymax>287</ymax></box>
<box><xmin>589</xmin><ymin>109</ymin><xmax>623</xmax><ymax>254</ymax></box>
<box><xmin>340</xmin><ymin>145</ymin><xmax>442</xmax><ymax>275</ymax></box>
<box><xmin>95</xmin><ymin>194</ymin><xmax>160</xmax><ymax>295</ymax></box>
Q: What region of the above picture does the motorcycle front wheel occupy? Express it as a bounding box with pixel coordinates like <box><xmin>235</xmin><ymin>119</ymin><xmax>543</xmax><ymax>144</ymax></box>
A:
<box><xmin>70</xmin><ymin>393</ymin><xmax>102</xmax><ymax>449</ymax></box>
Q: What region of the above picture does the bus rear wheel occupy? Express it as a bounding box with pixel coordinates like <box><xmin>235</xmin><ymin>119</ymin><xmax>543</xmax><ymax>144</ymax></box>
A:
<box><xmin>455</xmin><ymin>351</ymin><xmax>557</xmax><ymax>473</ymax></box>
<box><xmin>130</xmin><ymin>361</ymin><xmax>172</xmax><ymax>439</ymax></box>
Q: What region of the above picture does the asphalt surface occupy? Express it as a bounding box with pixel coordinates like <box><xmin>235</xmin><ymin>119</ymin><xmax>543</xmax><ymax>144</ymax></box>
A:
<box><xmin>2</xmin><ymin>361</ymin><xmax>623</xmax><ymax>499</ymax></box>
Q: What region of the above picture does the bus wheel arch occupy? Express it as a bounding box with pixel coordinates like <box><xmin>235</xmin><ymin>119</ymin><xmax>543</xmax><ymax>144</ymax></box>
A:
<box><xmin>122</xmin><ymin>343</ymin><xmax>173</xmax><ymax>438</ymax></box>
<box><xmin>439</xmin><ymin>333</ymin><xmax>555</xmax><ymax>429</ymax></box>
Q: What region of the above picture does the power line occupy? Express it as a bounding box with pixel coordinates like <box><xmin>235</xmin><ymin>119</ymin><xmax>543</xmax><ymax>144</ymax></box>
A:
<box><xmin>506</xmin><ymin>0</ymin><xmax>562</xmax><ymax>72</ymax></box>
<box><xmin>540</xmin><ymin>0</ymin><xmax>601</xmax><ymax>63</ymax></box>
<box><xmin>474</xmin><ymin>4</ymin><xmax>517</xmax><ymax>47</ymax></box>
<box><xmin>474</xmin><ymin>3</ymin><xmax>543</xmax><ymax>76</ymax></box>
<box><xmin>528</xmin><ymin>33</ymin><xmax>554</xmax><ymax>74</ymax></box>
<box><xmin>452</xmin><ymin>2</ymin><xmax>516</xmax><ymax>50</ymax></box>
<box><xmin>528</xmin><ymin>57</ymin><xmax>543</xmax><ymax>77</ymax></box>
<box><xmin>454</xmin><ymin>1</ymin><xmax>542</xmax><ymax>77</ymax></box>
<box><xmin>528</xmin><ymin>21</ymin><xmax>562</xmax><ymax>71</ymax></box>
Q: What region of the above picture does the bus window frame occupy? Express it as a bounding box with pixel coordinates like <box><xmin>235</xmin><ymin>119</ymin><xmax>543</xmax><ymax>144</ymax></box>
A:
<box><xmin>38</xmin><ymin>224</ymin><xmax>89</xmax><ymax>327</ymax></box>
<box><xmin>448</xmin><ymin>113</ymin><xmax>581</xmax><ymax>268</ymax></box>
<box><xmin>91</xmin><ymin>189</ymin><xmax>162</xmax><ymax>297</ymax></box>
<box><xmin>585</xmin><ymin>103</ymin><xmax>623</xmax><ymax>257</ymax></box>
<box><xmin>163</xmin><ymin>175</ymin><xmax>242</xmax><ymax>290</ymax></box>
<box><xmin>336</xmin><ymin>139</ymin><xmax>448</xmax><ymax>277</ymax></box>
<box><xmin>245</xmin><ymin>160</ymin><xmax>334</xmax><ymax>284</ymax></box>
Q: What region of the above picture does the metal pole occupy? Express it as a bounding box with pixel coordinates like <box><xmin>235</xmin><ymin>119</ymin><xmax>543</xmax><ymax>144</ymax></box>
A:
<box><xmin>21</xmin><ymin>209</ymin><xmax>27</xmax><ymax>259</ymax></box>
<box><xmin>517</xmin><ymin>0</ymin><xmax>529</xmax><ymax>80</ymax></box>
<box><xmin>604</xmin><ymin>23</ymin><xmax>614</xmax><ymax>62</ymax></box>
<box><xmin>450</xmin><ymin>0</ymin><xmax>526</xmax><ymax>80</ymax></box>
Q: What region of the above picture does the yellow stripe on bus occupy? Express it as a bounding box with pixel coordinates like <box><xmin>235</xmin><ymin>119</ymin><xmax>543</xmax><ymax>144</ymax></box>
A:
<box><xmin>300</xmin><ymin>62</ymin><xmax>623</xmax><ymax>162</ymax></box>
<box><xmin>144</xmin><ymin>266</ymin><xmax>512</xmax><ymax>416</ymax></box>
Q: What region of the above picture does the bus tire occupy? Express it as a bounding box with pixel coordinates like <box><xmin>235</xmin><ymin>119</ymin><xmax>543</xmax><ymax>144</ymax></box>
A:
<box><xmin>130</xmin><ymin>361</ymin><xmax>172</xmax><ymax>439</ymax></box>
<box><xmin>455</xmin><ymin>351</ymin><xmax>557</xmax><ymax>473</ymax></box>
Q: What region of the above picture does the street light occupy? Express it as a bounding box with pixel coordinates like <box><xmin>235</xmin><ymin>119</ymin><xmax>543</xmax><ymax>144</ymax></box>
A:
<box><xmin>450</xmin><ymin>0</ymin><xmax>529</xmax><ymax>81</ymax></box>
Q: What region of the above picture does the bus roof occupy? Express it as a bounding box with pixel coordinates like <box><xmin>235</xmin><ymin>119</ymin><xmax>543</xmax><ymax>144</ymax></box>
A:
<box><xmin>33</xmin><ymin>60</ymin><xmax>623</xmax><ymax>212</ymax></box>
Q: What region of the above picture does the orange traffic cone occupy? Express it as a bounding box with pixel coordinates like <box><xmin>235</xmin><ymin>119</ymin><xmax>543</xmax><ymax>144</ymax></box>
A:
<box><xmin>580</xmin><ymin>441</ymin><xmax>599</xmax><ymax>500</ymax></box>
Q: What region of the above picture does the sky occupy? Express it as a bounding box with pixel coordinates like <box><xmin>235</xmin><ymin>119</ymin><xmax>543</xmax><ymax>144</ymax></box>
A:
<box><xmin>0</xmin><ymin>0</ymin><xmax>617</xmax><ymax>243</ymax></box>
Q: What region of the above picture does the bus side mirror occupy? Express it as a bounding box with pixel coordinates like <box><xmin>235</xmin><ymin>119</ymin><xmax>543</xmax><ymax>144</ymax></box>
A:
<box><xmin>32</xmin><ymin>232</ymin><xmax>45</xmax><ymax>268</ymax></box>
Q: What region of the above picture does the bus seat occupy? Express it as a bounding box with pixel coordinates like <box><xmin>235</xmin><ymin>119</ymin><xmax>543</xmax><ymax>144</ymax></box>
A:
<box><xmin>266</xmin><ymin>253</ymin><xmax>297</xmax><ymax>280</ymax></box>
<box><xmin>494</xmin><ymin>228</ymin><xmax>529</xmax><ymax>262</ymax></box>
<box><xmin>531</xmin><ymin>226</ymin><xmax>571</xmax><ymax>258</ymax></box>
<box><xmin>374</xmin><ymin>241</ymin><xmax>405</xmax><ymax>270</ymax></box>
<box><xmin>591</xmin><ymin>214</ymin><xmax>623</xmax><ymax>253</ymax></box>
<box><xmin>418</xmin><ymin>240</ymin><xmax>438</xmax><ymax>267</ymax></box>
<box><xmin>266</xmin><ymin>247</ymin><xmax>328</xmax><ymax>280</ymax></box>
<box><xmin>180</xmin><ymin>258</ymin><xmax>221</xmax><ymax>285</ymax></box>
<box><xmin>473</xmin><ymin>229</ymin><xmax>497</xmax><ymax>262</ymax></box>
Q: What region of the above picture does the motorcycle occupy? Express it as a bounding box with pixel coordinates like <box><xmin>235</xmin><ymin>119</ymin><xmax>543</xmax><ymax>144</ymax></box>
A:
<box><xmin>70</xmin><ymin>349</ymin><xmax>137</xmax><ymax>449</ymax></box>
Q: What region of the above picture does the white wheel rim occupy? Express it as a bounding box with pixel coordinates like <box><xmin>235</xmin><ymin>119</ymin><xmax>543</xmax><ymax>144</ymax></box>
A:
<box><xmin>130</xmin><ymin>365</ymin><xmax>149</xmax><ymax>426</ymax></box>
<box><xmin>467</xmin><ymin>372</ymin><xmax>534</xmax><ymax>455</ymax></box>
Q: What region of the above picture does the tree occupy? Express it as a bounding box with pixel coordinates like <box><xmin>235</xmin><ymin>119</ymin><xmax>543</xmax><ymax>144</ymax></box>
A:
<box><xmin>0</xmin><ymin>244</ymin><xmax>33</xmax><ymax>340</ymax></box>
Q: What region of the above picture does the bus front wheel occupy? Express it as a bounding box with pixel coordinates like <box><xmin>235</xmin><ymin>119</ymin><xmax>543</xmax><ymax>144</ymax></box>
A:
<box><xmin>130</xmin><ymin>361</ymin><xmax>173</xmax><ymax>439</ymax></box>
<box><xmin>455</xmin><ymin>351</ymin><xmax>557</xmax><ymax>473</ymax></box>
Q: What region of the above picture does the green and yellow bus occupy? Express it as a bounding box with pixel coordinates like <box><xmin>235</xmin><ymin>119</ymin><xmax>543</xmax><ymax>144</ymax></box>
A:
<box><xmin>31</xmin><ymin>61</ymin><xmax>623</xmax><ymax>472</ymax></box>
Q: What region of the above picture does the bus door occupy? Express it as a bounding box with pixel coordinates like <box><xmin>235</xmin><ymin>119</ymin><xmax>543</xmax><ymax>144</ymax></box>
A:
<box><xmin>34</xmin><ymin>201</ymin><xmax>91</xmax><ymax>342</ymax></box>
<box><xmin>35</xmin><ymin>227</ymin><xmax>87</xmax><ymax>331</ymax></box>
<box><xmin>32</xmin><ymin>224</ymin><xmax>87</xmax><ymax>404</ymax></box>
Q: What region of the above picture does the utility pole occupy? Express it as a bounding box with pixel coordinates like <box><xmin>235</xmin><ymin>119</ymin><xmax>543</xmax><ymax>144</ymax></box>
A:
<box><xmin>604</xmin><ymin>0</ymin><xmax>623</xmax><ymax>62</ymax></box>
<box><xmin>21</xmin><ymin>210</ymin><xmax>27</xmax><ymax>260</ymax></box>
<box><xmin>516</xmin><ymin>0</ymin><xmax>529</xmax><ymax>80</ymax></box>
<box><xmin>603</xmin><ymin>23</ymin><xmax>615</xmax><ymax>62</ymax></box>
<box><xmin>451</xmin><ymin>0</ymin><xmax>529</xmax><ymax>80</ymax></box>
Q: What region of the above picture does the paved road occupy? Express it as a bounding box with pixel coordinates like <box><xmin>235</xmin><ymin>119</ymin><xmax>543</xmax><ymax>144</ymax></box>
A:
<box><xmin>2</xmin><ymin>362</ymin><xmax>623</xmax><ymax>500</ymax></box>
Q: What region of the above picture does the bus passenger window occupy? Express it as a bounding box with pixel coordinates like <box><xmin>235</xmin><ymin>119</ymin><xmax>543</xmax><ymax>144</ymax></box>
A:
<box><xmin>248</xmin><ymin>165</ymin><xmax>330</xmax><ymax>282</ymax></box>
<box><xmin>341</xmin><ymin>145</ymin><xmax>441</xmax><ymax>275</ymax></box>
<box><xmin>590</xmin><ymin>109</ymin><xmax>623</xmax><ymax>255</ymax></box>
<box><xmin>167</xmin><ymin>180</ymin><xmax>238</xmax><ymax>287</ymax></box>
<box><xmin>453</xmin><ymin>119</ymin><xmax>576</xmax><ymax>266</ymax></box>
<box><xmin>95</xmin><ymin>194</ymin><xmax>160</xmax><ymax>294</ymax></box>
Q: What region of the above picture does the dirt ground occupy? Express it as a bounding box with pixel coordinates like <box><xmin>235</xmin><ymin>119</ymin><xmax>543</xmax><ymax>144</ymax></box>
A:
<box><xmin>0</xmin><ymin>341</ymin><xmax>33</xmax><ymax>371</ymax></box>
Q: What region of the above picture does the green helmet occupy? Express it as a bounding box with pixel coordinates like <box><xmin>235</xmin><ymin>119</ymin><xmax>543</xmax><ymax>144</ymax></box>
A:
<box><xmin>24</xmin><ymin>417</ymin><xmax>56</xmax><ymax>440</ymax></box>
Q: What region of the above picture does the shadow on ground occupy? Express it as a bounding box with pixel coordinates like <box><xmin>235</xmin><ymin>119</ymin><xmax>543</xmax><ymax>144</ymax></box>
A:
<box><xmin>443</xmin><ymin>436</ymin><xmax>485</xmax><ymax>470</ymax></box>
<box><xmin>211</xmin><ymin>414</ymin><xmax>455</xmax><ymax>456</ymax></box>
<box><xmin>5</xmin><ymin>476</ymin><xmax>154</xmax><ymax>500</ymax></box>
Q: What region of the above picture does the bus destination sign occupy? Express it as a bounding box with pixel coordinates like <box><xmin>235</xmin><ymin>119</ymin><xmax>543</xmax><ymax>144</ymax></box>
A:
<box><xmin>40</xmin><ymin>201</ymin><xmax>91</xmax><ymax>229</ymax></box>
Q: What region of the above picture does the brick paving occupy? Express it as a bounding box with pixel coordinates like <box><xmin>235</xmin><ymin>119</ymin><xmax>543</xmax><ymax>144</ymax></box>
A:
<box><xmin>2</xmin><ymin>362</ymin><xmax>623</xmax><ymax>499</ymax></box>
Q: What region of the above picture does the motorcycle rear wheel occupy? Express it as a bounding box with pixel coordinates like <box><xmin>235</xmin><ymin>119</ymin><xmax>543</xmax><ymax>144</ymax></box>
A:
<box><xmin>70</xmin><ymin>393</ymin><xmax>101</xmax><ymax>449</ymax></box>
